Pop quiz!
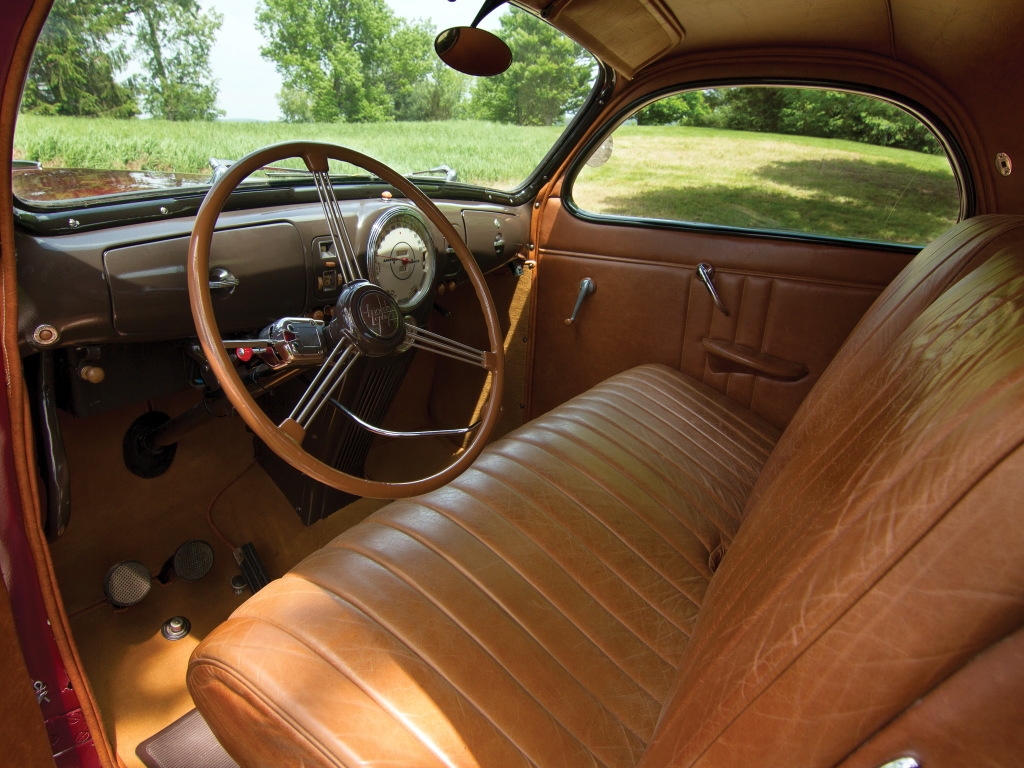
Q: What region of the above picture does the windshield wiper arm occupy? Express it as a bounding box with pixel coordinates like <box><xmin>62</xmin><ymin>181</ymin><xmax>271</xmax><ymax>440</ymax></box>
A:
<box><xmin>208</xmin><ymin>158</ymin><xmax>373</xmax><ymax>184</ymax></box>
<box><xmin>409</xmin><ymin>165</ymin><xmax>458</xmax><ymax>183</ymax></box>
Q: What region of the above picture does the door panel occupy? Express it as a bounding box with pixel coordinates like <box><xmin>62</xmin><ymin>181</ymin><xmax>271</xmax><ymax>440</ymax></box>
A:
<box><xmin>528</xmin><ymin>198</ymin><xmax>911</xmax><ymax>428</ymax></box>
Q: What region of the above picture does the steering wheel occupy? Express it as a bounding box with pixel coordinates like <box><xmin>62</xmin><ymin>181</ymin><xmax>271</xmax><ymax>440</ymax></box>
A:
<box><xmin>187</xmin><ymin>141</ymin><xmax>504</xmax><ymax>499</ymax></box>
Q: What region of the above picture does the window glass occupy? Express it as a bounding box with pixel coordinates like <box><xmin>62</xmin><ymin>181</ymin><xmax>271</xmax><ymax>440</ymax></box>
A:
<box><xmin>13</xmin><ymin>1</ymin><xmax>595</xmax><ymax>205</ymax></box>
<box><xmin>572</xmin><ymin>86</ymin><xmax>960</xmax><ymax>246</ymax></box>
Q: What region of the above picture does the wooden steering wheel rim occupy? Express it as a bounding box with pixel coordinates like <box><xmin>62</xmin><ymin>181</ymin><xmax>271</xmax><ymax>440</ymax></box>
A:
<box><xmin>187</xmin><ymin>141</ymin><xmax>505</xmax><ymax>499</ymax></box>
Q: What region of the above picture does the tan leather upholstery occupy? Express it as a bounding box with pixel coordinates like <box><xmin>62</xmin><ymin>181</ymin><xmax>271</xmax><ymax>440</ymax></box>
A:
<box><xmin>189</xmin><ymin>366</ymin><xmax>779</xmax><ymax>766</ymax></box>
<box><xmin>189</xmin><ymin>214</ymin><xmax>1024</xmax><ymax>766</ymax></box>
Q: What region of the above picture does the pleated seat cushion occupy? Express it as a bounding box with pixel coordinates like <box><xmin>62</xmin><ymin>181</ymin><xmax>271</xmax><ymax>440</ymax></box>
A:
<box><xmin>187</xmin><ymin>364</ymin><xmax>780</xmax><ymax>767</ymax></box>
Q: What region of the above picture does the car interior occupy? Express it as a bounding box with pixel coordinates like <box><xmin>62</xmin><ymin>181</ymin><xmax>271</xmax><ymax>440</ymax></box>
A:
<box><xmin>2</xmin><ymin>0</ymin><xmax>1023</xmax><ymax>766</ymax></box>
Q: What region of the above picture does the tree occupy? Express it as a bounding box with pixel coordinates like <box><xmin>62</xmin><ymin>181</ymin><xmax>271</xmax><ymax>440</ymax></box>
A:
<box><xmin>635</xmin><ymin>92</ymin><xmax>712</xmax><ymax>126</ymax></box>
<box><xmin>128</xmin><ymin>0</ymin><xmax>223</xmax><ymax>121</ymax></box>
<box><xmin>470</xmin><ymin>8</ymin><xmax>592</xmax><ymax>126</ymax></box>
<box><xmin>704</xmin><ymin>87</ymin><xmax>942</xmax><ymax>154</ymax></box>
<box><xmin>21</xmin><ymin>0</ymin><xmax>138</xmax><ymax>118</ymax></box>
<box><xmin>395</xmin><ymin>60</ymin><xmax>472</xmax><ymax>122</ymax></box>
<box><xmin>713</xmin><ymin>87</ymin><xmax>789</xmax><ymax>133</ymax></box>
<box><xmin>258</xmin><ymin>0</ymin><xmax>435</xmax><ymax>123</ymax></box>
<box><xmin>21</xmin><ymin>0</ymin><xmax>223</xmax><ymax>121</ymax></box>
<box><xmin>390</xmin><ymin>19</ymin><xmax>437</xmax><ymax>121</ymax></box>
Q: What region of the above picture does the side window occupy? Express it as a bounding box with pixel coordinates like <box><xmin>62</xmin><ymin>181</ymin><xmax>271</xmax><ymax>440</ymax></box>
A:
<box><xmin>571</xmin><ymin>86</ymin><xmax>960</xmax><ymax>246</ymax></box>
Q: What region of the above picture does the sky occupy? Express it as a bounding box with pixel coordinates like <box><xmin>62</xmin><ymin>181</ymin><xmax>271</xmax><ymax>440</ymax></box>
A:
<box><xmin>202</xmin><ymin>0</ymin><xmax>505</xmax><ymax>121</ymax></box>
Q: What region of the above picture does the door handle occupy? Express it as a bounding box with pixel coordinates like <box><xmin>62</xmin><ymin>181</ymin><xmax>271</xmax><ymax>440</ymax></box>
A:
<box><xmin>697</xmin><ymin>263</ymin><xmax>729</xmax><ymax>316</ymax></box>
<box><xmin>209</xmin><ymin>267</ymin><xmax>240</xmax><ymax>294</ymax></box>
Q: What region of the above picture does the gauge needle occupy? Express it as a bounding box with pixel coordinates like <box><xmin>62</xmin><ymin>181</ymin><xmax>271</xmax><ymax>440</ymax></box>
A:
<box><xmin>382</xmin><ymin>256</ymin><xmax>421</xmax><ymax>265</ymax></box>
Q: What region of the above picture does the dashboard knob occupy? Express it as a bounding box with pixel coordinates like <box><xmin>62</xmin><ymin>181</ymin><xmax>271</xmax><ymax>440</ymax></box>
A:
<box><xmin>79</xmin><ymin>365</ymin><xmax>105</xmax><ymax>384</ymax></box>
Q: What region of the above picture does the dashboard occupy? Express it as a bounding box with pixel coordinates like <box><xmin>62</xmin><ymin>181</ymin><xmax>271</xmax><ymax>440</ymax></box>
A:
<box><xmin>17</xmin><ymin>197</ymin><xmax>529</xmax><ymax>353</ymax></box>
<box><xmin>16</xmin><ymin>196</ymin><xmax>528</xmax><ymax>418</ymax></box>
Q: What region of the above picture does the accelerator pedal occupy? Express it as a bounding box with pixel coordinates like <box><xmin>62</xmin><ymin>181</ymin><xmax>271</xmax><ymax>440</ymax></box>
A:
<box><xmin>137</xmin><ymin>709</ymin><xmax>237</xmax><ymax>768</ymax></box>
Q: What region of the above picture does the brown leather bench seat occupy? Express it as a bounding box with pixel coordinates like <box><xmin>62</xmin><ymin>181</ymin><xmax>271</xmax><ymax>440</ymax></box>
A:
<box><xmin>189</xmin><ymin>215</ymin><xmax>1024</xmax><ymax>767</ymax></box>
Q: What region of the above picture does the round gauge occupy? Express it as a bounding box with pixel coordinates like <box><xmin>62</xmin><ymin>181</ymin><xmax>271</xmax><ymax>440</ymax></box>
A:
<box><xmin>366</xmin><ymin>206</ymin><xmax>436</xmax><ymax>309</ymax></box>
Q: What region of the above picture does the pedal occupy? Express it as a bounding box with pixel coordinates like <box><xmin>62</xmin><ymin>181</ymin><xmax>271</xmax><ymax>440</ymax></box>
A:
<box><xmin>157</xmin><ymin>539</ymin><xmax>215</xmax><ymax>584</ymax></box>
<box><xmin>104</xmin><ymin>560</ymin><xmax>153</xmax><ymax>607</ymax></box>
<box><xmin>233</xmin><ymin>542</ymin><xmax>270</xmax><ymax>594</ymax></box>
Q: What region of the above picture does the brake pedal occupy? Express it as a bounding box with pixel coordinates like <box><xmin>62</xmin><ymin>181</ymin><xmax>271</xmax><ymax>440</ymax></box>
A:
<box><xmin>157</xmin><ymin>539</ymin><xmax>215</xmax><ymax>583</ymax></box>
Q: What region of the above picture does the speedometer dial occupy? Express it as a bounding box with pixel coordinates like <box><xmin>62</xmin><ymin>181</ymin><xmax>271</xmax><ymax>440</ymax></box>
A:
<box><xmin>366</xmin><ymin>206</ymin><xmax>436</xmax><ymax>309</ymax></box>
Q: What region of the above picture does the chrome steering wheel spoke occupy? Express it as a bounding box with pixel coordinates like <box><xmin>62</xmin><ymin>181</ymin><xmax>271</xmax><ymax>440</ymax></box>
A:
<box><xmin>406</xmin><ymin>325</ymin><xmax>490</xmax><ymax>369</ymax></box>
<box><xmin>281</xmin><ymin>336</ymin><xmax>362</xmax><ymax>442</ymax></box>
<box><xmin>301</xmin><ymin>149</ymin><xmax>364</xmax><ymax>284</ymax></box>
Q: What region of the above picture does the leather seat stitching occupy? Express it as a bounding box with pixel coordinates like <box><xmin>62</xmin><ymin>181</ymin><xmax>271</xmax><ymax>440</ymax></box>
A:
<box><xmin>364</xmin><ymin>517</ymin><xmax>664</xmax><ymax>733</ymax></box>
<box><xmin>823</xmin><ymin>218</ymin><xmax>1024</xmax><ymax>365</ymax></box>
<box><xmin>553</xmin><ymin>398</ymin><xmax>759</xmax><ymax>519</ymax></box>
<box><xmin>323</xmin><ymin>538</ymin><xmax>631</xmax><ymax>765</ymax></box>
<box><xmin>622</xmin><ymin>367</ymin><xmax>779</xmax><ymax>452</ymax></box>
<box><xmin>434</xmin><ymin>478</ymin><xmax>688</xmax><ymax>659</ymax></box>
<box><xmin>467</xmin><ymin>449</ymin><xmax>706</xmax><ymax>618</ymax></box>
<box><xmin>286</xmin><ymin>565</ymin><xmax>555</xmax><ymax>768</ymax></box>
<box><xmin>488</xmin><ymin>431</ymin><xmax>722</xmax><ymax>582</ymax></box>
<box><xmin>193</xmin><ymin>620</ymin><xmax>439</xmax><ymax>768</ymax></box>
<box><xmin>543</xmin><ymin>401</ymin><xmax>756</xmax><ymax>530</ymax></box>
<box><xmin>569</xmin><ymin>388</ymin><xmax>770</xmax><ymax>481</ymax></box>
<box><xmin>612</xmin><ymin>370</ymin><xmax>777</xmax><ymax>459</ymax></box>
<box><xmin>377</xmin><ymin>495</ymin><xmax>679</xmax><ymax>674</ymax></box>
<box><xmin>465</xmin><ymin>460</ymin><xmax>696</xmax><ymax>637</ymax></box>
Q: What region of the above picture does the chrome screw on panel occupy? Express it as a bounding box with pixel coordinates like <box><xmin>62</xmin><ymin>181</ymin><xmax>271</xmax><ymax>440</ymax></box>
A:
<box><xmin>32</xmin><ymin>324</ymin><xmax>60</xmax><ymax>347</ymax></box>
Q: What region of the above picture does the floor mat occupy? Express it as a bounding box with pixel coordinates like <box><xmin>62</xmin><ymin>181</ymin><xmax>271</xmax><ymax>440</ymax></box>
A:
<box><xmin>137</xmin><ymin>709</ymin><xmax>237</xmax><ymax>768</ymax></box>
<box><xmin>54</xmin><ymin>391</ymin><xmax>386</xmax><ymax>768</ymax></box>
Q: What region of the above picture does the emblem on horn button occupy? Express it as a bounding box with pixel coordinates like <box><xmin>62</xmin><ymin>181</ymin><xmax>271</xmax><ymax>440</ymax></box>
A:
<box><xmin>358</xmin><ymin>290</ymin><xmax>401</xmax><ymax>339</ymax></box>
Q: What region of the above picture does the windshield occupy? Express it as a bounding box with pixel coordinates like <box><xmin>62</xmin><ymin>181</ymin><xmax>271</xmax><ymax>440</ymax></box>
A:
<box><xmin>13</xmin><ymin>0</ymin><xmax>596</xmax><ymax>206</ymax></box>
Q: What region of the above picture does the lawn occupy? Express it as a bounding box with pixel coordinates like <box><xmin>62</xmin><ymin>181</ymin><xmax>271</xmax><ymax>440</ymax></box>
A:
<box><xmin>14</xmin><ymin>116</ymin><xmax>959</xmax><ymax>245</ymax></box>
<box><xmin>13</xmin><ymin>114</ymin><xmax>563</xmax><ymax>190</ymax></box>
<box><xmin>573</xmin><ymin>125</ymin><xmax>960</xmax><ymax>244</ymax></box>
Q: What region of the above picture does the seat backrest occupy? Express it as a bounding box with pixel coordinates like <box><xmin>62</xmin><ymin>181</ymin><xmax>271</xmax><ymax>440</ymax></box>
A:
<box><xmin>641</xmin><ymin>216</ymin><xmax>1024</xmax><ymax>766</ymax></box>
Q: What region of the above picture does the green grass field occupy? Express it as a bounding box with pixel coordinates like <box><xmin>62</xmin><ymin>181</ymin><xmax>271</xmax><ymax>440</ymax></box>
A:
<box><xmin>14</xmin><ymin>114</ymin><xmax>562</xmax><ymax>189</ymax></box>
<box><xmin>14</xmin><ymin>115</ymin><xmax>959</xmax><ymax>244</ymax></box>
<box><xmin>573</xmin><ymin>126</ymin><xmax>959</xmax><ymax>244</ymax></box>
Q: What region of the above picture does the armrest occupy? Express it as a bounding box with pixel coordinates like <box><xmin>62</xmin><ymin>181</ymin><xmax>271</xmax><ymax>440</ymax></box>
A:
<box><xmin>702</xmin><ymin>338</ymin><xmax>808</xmax><ymax>381</ymax></box>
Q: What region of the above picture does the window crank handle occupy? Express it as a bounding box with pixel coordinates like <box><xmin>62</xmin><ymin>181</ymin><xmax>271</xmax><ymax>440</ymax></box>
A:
<box><xmin>697</xmin><ymin>263</ymin><xmax>729</xmax><ymax>316</ymax></box>
<box><xmin>565</xmin><ymin>277</ymin><xmax>596</xmax><ymax>326</ymax></box>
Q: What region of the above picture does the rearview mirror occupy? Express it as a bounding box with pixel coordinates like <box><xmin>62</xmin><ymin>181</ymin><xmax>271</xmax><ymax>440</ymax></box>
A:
<box><xmin>435</xmin><ymin>26</ymin><xmax>512</xmax><ymax>77</ymax></box>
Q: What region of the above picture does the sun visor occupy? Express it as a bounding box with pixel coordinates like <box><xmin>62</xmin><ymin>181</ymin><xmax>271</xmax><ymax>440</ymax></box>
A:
<box><xmin>544</xmin><ymin>0</ymin><xmax>684</xmax><ymax>78</ymax></box>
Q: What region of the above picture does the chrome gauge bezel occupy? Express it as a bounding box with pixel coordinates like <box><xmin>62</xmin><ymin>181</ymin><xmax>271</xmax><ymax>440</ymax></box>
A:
<box><xmin>365</xmin><ymin>205</ymin><xmax>437</xmax><ymax>310</ymax></box>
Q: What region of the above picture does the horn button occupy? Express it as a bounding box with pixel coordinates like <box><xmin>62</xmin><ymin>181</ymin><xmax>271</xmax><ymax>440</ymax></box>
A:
<box><xmin>328</xmin><ymin>280</ymin><xmax>407</xmax><ymax>356</ymax></box>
